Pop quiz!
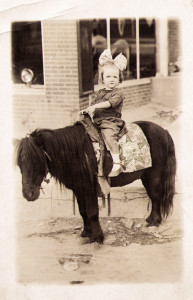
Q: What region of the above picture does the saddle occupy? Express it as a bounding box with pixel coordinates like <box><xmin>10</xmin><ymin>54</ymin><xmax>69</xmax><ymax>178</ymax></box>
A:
<box><xmin>78</xmin><ymin>115</ymin><xmax>112</xmax><ymax>175</ymax></box>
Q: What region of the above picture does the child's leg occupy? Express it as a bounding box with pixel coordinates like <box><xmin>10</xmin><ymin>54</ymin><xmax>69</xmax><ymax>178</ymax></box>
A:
<box><xmin>99</xmin><ymin>121</ymin><xmax>120</xmax><ymax>153</ymax></box>
<box><xmin>99</xmin><ymin>120</ymin><xmax>121</xmax><ymax>177</ymax></box>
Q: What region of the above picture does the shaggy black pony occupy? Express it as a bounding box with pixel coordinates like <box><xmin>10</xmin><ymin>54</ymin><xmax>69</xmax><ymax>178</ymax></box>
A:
<box><xmin>15</xmin><ymin>119</ymin><xmax>176</xmax><ymax>243</ymax></box>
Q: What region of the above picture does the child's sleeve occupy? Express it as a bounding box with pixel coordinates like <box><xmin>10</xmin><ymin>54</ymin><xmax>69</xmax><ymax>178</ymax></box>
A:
<box><xmin>108</xmin><ymin>91</ymin><xmax>124</xmax><ymax>108</ymax></box>
<box><xmin>90</xmin><ymin>92</ymin><xmax>98</xmax><ymax>105</ymax></box>
<box><xmin>90</xmin><ymin>95</ymin><xmax>96</xmax><ymax>106</ymax></box>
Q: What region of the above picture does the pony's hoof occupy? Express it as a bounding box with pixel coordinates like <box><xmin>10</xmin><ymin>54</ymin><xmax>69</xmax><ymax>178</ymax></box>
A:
<box><xmin>146</xmin><ymin>222</ymin><xmax>159</xmax><ymax>227</ymax></box>
<box><xmin>90</xmin><ymin>234</ymin><xmax>104</xmax><ymax>244</ymax></box>
<box><xmin>81</xmin><ymin>229</ymin><xmax>92</xmax><ymax>238</ymax></box>
<box><xmin>146</xmin><ymin>215</ymin><xmax>161</xmax><ymax>226</ymax></box>
<box><xmin>146</xmin><ymin>215</ymin><xmax>153</xmax><ymax>223</ymax></box>
<box><xmin>146</xmin><ymin>219</ymin><xmax>161</xmax><ymax>227</ymax></box>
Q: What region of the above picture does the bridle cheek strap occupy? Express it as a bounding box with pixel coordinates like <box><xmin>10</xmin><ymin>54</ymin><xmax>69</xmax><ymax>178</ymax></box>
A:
<box><xmin>42</xmin><ymin>149</ymin><xmax>52</xmax><ymax>184</ymax></box>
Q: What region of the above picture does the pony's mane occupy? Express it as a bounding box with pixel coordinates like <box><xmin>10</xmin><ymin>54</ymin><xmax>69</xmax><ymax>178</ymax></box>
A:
<box><xmin>28</xmin><ymin>124</ymin><xmax>98</xmax><ymax>196</ymax></box>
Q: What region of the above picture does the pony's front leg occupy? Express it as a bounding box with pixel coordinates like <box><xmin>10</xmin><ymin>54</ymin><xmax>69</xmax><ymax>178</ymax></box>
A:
<box><xmin>89</xmin><ymin>215</ymin><xmax>104</xmax><ymax>244</ymax></box>
<box><xmin>85</xmin><ymin>194</ymin><xmax>104</xmax><ymax>244</ymax></box>
<box><xmin>76</xmin><ymin>194</ymin><xmax>104</xmax><ymax>243</ymax></box>
<box><xmin>76</xmin><ymin>197</ymin><xmax>92</xmax><ymax>238</ymax></box>
<box><xmin>80</xmin><ymin>215</ymin><xmax>92</xmax><ymax>238</ymax></box>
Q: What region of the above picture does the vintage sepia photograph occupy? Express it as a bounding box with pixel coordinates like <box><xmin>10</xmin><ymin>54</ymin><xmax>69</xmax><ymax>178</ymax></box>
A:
<box><xmin>1</xmin><ymin>0</ymin><xmax>193</xmax><ymax>299</ymax></box>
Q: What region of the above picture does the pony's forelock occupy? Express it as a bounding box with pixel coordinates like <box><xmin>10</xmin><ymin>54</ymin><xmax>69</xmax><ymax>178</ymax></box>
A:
<box><xmin>16</xmin><ymin>135</ymin><xmax>47</xmax><ymax>179</ymax></box>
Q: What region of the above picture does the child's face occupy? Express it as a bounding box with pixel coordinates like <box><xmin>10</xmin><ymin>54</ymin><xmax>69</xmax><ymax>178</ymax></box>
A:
<box><xmin>102</xmin><ymin>65</ymin><xmax>120</xmax><ymax>90</ymax></box>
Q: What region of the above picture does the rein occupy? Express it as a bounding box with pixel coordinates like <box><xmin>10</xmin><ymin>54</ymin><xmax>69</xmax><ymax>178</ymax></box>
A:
<box><xmin>41</xmin><ymin>148</ymin><xmax>52</xmax><ymax>184</ymax></box>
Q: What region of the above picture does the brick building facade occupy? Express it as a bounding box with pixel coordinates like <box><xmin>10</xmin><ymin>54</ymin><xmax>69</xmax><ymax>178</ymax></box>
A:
<box><xmin>13</xmin><ymin>18</ymin><xmax>181</xmax><ymax>220</ymax></box>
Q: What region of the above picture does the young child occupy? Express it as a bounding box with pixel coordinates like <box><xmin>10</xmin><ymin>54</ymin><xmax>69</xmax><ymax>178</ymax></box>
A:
<box><xmin>81</xmin><ymin>49</ymin><xmax>127</xmax><ymax>177</ymax></box>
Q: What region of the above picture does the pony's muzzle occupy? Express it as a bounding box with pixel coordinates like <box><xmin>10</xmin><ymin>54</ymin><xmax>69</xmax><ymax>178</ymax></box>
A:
<box><xmin>22</xmin><ymin>185</ymin><xmax>40</xmax><ymax>201</ymax></box>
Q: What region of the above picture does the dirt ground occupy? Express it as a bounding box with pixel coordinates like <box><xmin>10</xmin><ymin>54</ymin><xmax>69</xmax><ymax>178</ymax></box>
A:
<box><xmin>16</xmin><ymin>215</ymin><xmax>183</xmax><ymax>284</ymax></box>
<box><xmin>14</xmin><ymin>102</ymin><xmax>184</xmax><ymax>286</ymax></box>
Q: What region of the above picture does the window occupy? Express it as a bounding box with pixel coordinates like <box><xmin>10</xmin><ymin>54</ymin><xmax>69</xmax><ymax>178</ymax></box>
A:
<box><xmin>91</xmin><ymin>18</ymin><xmax>156</xmax><ymax>84</ymax></box>
<box><xmin>139</xmin><ymin>18</ymin><xmax>156</xmax><ymax>78</ymax></box>
<box><xmin>91</xmin><ymin>19</ymin><xmax>107</xmax><ymax>84</ymax></box>
<box><xmin>77</xmin><ymin>20</ymin><xmax>94</xmax><ymax>96</ymax></box>
<box><xmin>11</xmin><ymin>21</ymin><xmax>44</xmax><ymax>85</ymax></box>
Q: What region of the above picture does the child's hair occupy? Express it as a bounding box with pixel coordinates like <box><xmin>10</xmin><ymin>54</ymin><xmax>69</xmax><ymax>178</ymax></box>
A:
<box><xmin>98</xmin><ymin>64</ymin><xmax>124</xmax><ymax>84</ymax></box>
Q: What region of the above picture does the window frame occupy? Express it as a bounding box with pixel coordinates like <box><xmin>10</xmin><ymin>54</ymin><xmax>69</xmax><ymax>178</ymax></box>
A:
<box><xmin>94</xmin><ymin>17</ymin><xmax>155</xmax><ymax>87</ymax></box>
<box><xmin>77</xmin><ymin>20</ymin><xmax>94</xmax><ymax>97</ymax></box>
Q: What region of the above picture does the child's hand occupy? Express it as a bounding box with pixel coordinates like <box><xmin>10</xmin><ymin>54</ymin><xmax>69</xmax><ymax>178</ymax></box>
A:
<box><xmin>79</xmin><ymin>106</ymin><xmax>95</xmax><ymax>122</ymax></box>
<box><xmin>86</xmin><ymin>106</ymin><xmax>95</xmax><ymax>115</ymax></box>
<box><xmin>79</xmin><ymin>106</ymin><xmax>95</xmax><ymax>118</ymax></box>
<box><xmin>79</xmin><ymin>109</ymin><xmax>87</xmax><ymax>115</ymax></box>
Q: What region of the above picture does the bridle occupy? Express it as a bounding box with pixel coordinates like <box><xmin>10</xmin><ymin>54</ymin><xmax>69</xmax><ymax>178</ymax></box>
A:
<box><xmin>27</xmin><ymin>134</ymin><xmax>53</xmax><ymax>185</ymax></box>
<box><xmin>41</xmin><ymin>148</ymin><xmax>52</xmax><ymax>184</ymax></box>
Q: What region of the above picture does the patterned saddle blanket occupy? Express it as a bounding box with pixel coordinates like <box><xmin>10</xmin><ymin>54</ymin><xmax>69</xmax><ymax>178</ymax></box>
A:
<box><xmin>79</xmin><ymin>117</ymin><xmax>152</xmax><ymax>173</ymax></box>
<box><xmin>118</xmin><ymin>122</ymin><xmax>152</xmax><ymax>172</ymax></box>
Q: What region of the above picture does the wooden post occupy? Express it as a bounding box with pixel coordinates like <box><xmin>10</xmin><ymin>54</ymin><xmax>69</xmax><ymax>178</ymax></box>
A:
<box><xmin>102</xmin><ymin>195</ymin><xmax>106</xmax><ymax>208</ymax></box>
<box><xmin>73</xmin><ymin>193</ymin><xmax>76</xmax><ymax>215</ymax></box>
<box><xmin>107</xmin><ymin>177</ymin><xmax>111</xmax><ymax>216</ymax></box>
<box><xmin>136</xmin><ymin>17</ymin><xmax>140</xmax><ymax>80</ymax></box>
<box><xmin>107</xmin><ymin>193</ymin><xmax>111</xmax><ymax>216</ymax></box>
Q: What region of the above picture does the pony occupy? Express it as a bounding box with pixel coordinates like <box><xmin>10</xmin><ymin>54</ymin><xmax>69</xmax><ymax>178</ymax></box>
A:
<box><xmin>15</xmin><ymin>119</ymin><xmax>176</xmax><ymax>244</ymax></box>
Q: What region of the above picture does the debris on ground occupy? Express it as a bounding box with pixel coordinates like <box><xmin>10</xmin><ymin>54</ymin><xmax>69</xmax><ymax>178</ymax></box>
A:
<box><xmin>153</xmin><ymin>110</ymin><xmax>181</xmax><ymax>124</ymax></box>
<box><xmin>26</xmin><ymin>217</ymin><xmax>182</xmax><ymax>247</ymax></box>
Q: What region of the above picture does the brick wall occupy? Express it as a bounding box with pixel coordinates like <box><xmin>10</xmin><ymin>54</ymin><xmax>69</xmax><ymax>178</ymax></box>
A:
<box><xmin>13</xmin><ymin>92</ymin><xmax>47</xmax><ymax>137</ymax></box>
<box><xmin>42</xmin><ymin>20</ymin><xmax>79</xmax><ymax>124</ymax></box>
<box><xmin>122</xmin><ymin>83</ymin><xmax>151</xmax><ymax>107</ymax></box>
<box><xmin>168</xmin><ymin>19</ymin><xmax>181</xmax><ymax>64</ymax></box>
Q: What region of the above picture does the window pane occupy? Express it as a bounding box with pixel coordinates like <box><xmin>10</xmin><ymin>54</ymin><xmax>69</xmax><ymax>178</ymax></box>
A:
<box><xmin>11</xmin><ymin>21</ymin><xmax>44</xmax><ymax>85</ymax></box>
<box><xmin>92</xmin><ymin>19</ymin><xmax>107</xmax><ymax>84</ymax></box>
<box><xmin>110</xmin><ymin>18</ymin><xmax>136</xmax><ymax>80</ymax></box>
<box><xmin>78</xmin><ymin>20</ymin><xmax>94</xmax><ymax>96</ymax></box>
<box><xmin>139</xmin><ymin>18</ymin><xmax>156</xmax><ymax>78</ymax></box>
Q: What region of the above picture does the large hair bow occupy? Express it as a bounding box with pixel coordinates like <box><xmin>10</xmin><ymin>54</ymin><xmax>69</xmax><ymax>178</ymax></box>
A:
<box><xmin>99</xmin><ymin>49</ymin><xmax>127</xmax><ymax>71</ymax></box>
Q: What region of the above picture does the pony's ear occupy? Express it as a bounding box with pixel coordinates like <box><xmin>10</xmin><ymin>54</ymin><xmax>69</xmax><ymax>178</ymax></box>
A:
<box><xmin>31</xmin><ymin>132</ymin><xmax>43</xmax><ymax>148</ymax></box>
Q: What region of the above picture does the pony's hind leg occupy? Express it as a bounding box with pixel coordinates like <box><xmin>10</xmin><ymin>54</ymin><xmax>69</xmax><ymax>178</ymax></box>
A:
<box><xmin>141</xmin><ymin>174</ymin><xmax>162</xmax><ymax>226</ymax></box>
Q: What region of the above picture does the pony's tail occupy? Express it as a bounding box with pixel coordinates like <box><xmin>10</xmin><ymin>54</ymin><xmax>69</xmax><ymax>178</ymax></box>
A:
<box><xmin>161</xmin><ymin>131</ymin><xmax>176</xmax><ymax>218</ymax></box>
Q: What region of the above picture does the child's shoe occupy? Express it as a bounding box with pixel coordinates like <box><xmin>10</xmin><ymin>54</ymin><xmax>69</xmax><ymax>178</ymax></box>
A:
<box><xmin>109</xmin><ymin>154</ymin><xmax>121</xmax><ymax>177</ymax></box>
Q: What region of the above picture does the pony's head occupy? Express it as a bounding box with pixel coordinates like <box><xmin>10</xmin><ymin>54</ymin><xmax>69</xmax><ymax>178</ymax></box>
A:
<box><xmin>15</xmin><ymin>132</ymin><xmax>48</xmax><ymax>201</ymax></box>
